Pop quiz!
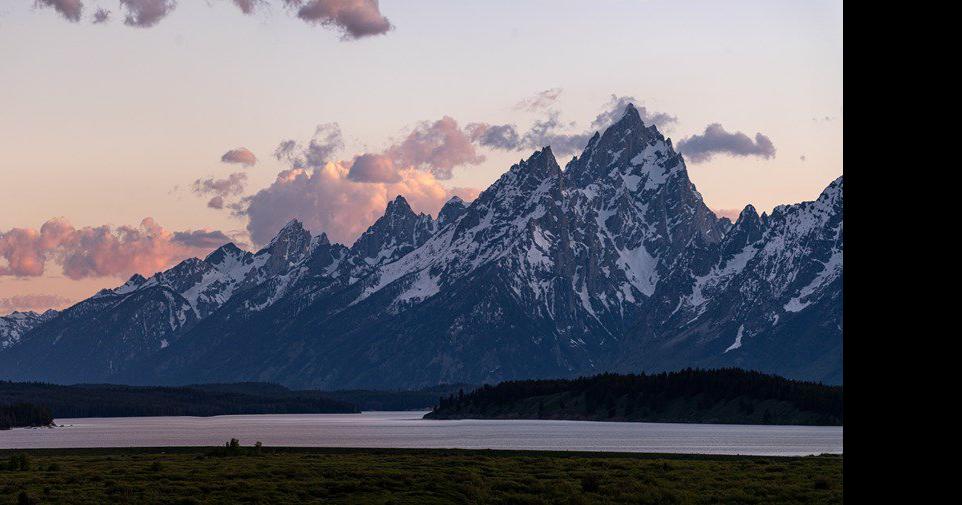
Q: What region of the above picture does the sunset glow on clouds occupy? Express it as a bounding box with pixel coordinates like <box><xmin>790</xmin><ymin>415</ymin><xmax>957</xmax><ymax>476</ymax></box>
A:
<box><xmin>239</xmin><ymin>162</ymin><xmax>479</xmax><ymax>246</ymax></box>
<box><xmin>0</xmin><ymin>217</ymin><xmax>235</xmax><ymax>280</ymax></box>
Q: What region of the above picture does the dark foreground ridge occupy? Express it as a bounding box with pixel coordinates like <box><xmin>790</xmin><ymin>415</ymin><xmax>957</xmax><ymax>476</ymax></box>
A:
<box><xmin>0</xmin><ymin>447</ymin><xmax>842</xmax><ymax>504</ymax></box>
<box><xmin>426</xmin><ymin>368</ymin><xmax>842</xmax><ymax>426</ymax></box>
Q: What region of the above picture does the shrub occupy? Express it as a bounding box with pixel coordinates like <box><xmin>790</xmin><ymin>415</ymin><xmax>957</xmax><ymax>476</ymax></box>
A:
<box><xmin>580</xmin><ymin>473</ymin><xmax>602</xmax><ymax>493</ymax></box>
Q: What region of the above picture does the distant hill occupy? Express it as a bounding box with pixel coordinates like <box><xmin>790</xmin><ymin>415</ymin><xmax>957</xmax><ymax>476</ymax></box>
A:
<box><xmin>425</xmin><ymin>369</ymin><xmax>842</xmax><ymax>426</ymax></box>
<box><xmin>0</xmin><ymin>382</ymin><xmax>358</xmax><ymax>419</ymax></box>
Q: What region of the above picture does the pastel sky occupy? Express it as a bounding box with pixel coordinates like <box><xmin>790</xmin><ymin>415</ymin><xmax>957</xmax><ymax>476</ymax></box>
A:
<box><xmin>0</xmin><ymin>0</ymin><xmax>842</xmax><ymax>312</ymax></box>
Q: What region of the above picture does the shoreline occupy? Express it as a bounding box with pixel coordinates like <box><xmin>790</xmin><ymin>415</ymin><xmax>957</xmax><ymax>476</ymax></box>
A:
<box><xmin>0</xmin><ymin>446</ymin><xmax>843</xmax><ymax>459</ymax></box>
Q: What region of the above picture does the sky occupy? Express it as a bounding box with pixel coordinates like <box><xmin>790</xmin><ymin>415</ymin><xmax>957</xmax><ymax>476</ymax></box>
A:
<box><xmin>0</xmin><ymin>0</ymin><xmax>843</xmax><ymax>312</ymax></box>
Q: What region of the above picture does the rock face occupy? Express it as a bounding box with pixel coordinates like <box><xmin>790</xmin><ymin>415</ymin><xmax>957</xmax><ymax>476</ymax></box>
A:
<box><xmin>0</xmin><ymin>105</ymin><xmax>843</xmax><ymax>387</ymax></box>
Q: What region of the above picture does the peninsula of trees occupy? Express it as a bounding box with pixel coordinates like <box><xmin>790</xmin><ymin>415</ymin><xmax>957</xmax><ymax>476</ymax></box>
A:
<box><xmin>426</xmin><ymin>369</ymin><xmax>842</xmax><ymax>426</ymax></box>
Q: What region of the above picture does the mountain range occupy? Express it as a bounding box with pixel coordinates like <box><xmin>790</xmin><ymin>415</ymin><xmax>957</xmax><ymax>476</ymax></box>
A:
<box><xmin>0</xmin><ymin>105</ymin><xmax>843</xmax><ymax>388</ymax></box>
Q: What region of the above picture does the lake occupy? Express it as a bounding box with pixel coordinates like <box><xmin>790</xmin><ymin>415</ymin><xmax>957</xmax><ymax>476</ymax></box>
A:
<box><xmin>1</xmin><ymin>411</ymin><xmax>842</xmax><ymax>456</ymax></box>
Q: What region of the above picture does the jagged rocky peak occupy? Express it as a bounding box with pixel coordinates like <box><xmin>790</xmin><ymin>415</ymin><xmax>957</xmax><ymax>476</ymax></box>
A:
<box><xmin>718</xmin><ymin>204</ymin><xmax>766</xmax><ymax>261</ymax></box>
<box><xmin>564</xmin><ymin>102</ymin><xmax>677</xmax><ymax>188</ymax></box>
<box><xmin>453</xmin><ymin>147</ymin><xmax>562</xmax><ymax>233</ymax></box>
<box><xmin>266</xmin><ymin>219</ymin><xmax>311</xmax><ymax>249</ymax></box>
<box><xmin>385</xmin><ymin>194</ymin><xmax>414</xmax><ymax>216</ymax></box>
<box><xmin>259</xmin><ymin>219</ymin><xmax>313</xmax><ymax>273</ymax></box>
<box><xmin>438</xmin><ymin>196</ymin><xmax>467</xmax><ymax>227</ymax></box>
<box><xmin>517</xmin><ymin>146</ymin><xmax>561</xmax><ymax>179</ymax></box>
<box><xmin>351</xmin><ymin>195</ymin><xmax>437</xmax><ymax>266</ymax></box>
<box><xmin>204</xmin><ymin>242</ymin><xmax>248</xmax><ymax>266</ymax></box>
<box><xmin>110</xmin><ymin>273</ymin><xmax>150</xmax><ymax>295</ymax></box>
<box><xmin>733</xmin><ymin>205</ymin><xmax>765</xmax><ymax>235</ymax></box>
<box><xmin>127</xmin><ymin>273</ymin><xmax>148</xmax><ymax>286</ymax></box>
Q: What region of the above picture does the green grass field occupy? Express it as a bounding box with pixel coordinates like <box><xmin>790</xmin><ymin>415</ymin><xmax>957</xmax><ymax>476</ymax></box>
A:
<box><xmin>0</xmin><ymin>447</ymin><xmax>842</xmax><ymax>504</ymax></box>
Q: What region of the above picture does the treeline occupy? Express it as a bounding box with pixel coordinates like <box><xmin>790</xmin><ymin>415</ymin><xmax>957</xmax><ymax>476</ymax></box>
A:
<box><xmin>426</xmin><ymin>368</ymin><xmax>842</xmax><ymax>426</ymax></box>
<box><xmin>186</xmin><ymin>382</ymin><xmax>475</xmax><ymax>411</ymax></box>
<box><xmin>1</xmin><ymin>403</ymin><xmax>53</xmax><ymax>430</ymax></box>
<box><xmin>0</xmin><ymin>382</ymin><xmax>358</xmax><ymax>419</ymax></box>
<box><xmin>317</xmin><ymin>384</ymin><xmax>476</xmax><ymax>411</ymax></box>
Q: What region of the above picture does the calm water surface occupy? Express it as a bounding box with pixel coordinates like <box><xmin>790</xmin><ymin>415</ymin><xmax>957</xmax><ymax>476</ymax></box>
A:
<box><xmin>1</xmin><ymin>411</ymin><xmax>842</xmax><ymax>456</ymax></box>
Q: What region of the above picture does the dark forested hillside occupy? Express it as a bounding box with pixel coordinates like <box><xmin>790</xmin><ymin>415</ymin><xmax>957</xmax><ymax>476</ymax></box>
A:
<box><xmin>425</xmin><ymin>369</ymin><xmax>842</xmax><ymax>426</ymax></box>
<box><xmin>0</xmin><ymin>382</ymin><xmax>357</xmax><ymax>419</ymax></box>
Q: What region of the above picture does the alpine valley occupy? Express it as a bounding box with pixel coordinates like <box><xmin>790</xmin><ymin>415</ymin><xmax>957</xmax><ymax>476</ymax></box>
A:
<box><xmin>0</xmin><ymin>105</ymin><xmax>843</xmax><ymax>388</ymax></box>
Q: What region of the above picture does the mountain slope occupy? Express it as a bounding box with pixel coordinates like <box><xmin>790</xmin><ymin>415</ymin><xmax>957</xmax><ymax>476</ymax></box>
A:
<box><xmin>0</xmin><ymin>310</ymin><xmax>58</xmax><ymax>350</ymax></box>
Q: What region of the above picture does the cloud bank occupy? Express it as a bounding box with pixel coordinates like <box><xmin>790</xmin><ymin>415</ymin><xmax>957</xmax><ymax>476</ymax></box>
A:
<box><xmin>677</xmin><ymin>123</ymin><xmax>776</xmax><ymax>163</ymax></box>
<box><xmin>1</xmin><ymin>218</ymin><xmax>235</xmax><ymax>279</ymax></box>
<box><xmin>239</xmin><ymin>163</ymin><xmax>479</xmax><ymax>246</ymax></box>
<box><xmin>232</xmin><ymin>117</ymin><xmax>484</xmax><ymax>245</ymax></box>
<box><xmin>35</xmin><ymin>0</ymin><xmax>392</xmax><ymax>38</ymax></box>
<box><xmin>0</xmin><ymin>294</ymin><xmax>75</xmax><ymax>313</ymax></box>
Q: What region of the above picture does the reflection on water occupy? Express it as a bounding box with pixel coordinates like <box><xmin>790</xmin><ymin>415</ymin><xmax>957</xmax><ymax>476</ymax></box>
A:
<box><xmin>1</xmin><ymin>411</ymin><xmax>842</xmax><ymax>456</ymax></box>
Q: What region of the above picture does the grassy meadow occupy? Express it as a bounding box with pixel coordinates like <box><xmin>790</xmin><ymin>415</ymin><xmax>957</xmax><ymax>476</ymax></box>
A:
<box><xmin>0</xmin><ymin>446</ymin><xmax>841</xmax><ymax>504</ymax></box>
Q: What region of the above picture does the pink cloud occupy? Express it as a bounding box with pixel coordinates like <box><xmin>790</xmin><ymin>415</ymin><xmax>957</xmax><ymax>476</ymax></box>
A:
<box><xmin>0</xmin><ymin>294</ymin><xmax>74</xmax><ymax>313</ymax></box>
<box><xmin>293</xmin><ymin>0</ymin><xmax>392</xmax><ymax>39</ymax></box>
<box><xmin>1</xmin><ymin>218</ymin><xmax>233</xmax><ymax>279</ymax></box>
<box><xmin>240</xmin><ymin>162</ymin><xmax>478</xmax><ymax>246</ymax></box>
